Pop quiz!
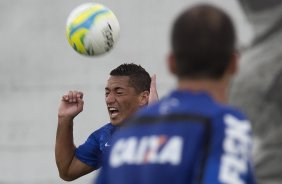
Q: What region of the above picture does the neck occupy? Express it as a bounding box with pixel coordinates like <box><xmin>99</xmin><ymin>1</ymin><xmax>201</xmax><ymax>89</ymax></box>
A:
<box><xmin>177</xmin><ymin>77</ymin><xmax>230</xmax><ymax>104</ymax></box>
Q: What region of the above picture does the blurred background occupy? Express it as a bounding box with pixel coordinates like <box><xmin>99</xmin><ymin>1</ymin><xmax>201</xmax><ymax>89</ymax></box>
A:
<box><xmin>0</xmin><ymin>0</ymin><xmax>253</xmax><ymax>183</ymax></box>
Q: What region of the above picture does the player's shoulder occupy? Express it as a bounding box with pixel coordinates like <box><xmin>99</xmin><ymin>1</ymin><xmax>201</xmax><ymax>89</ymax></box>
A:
<box><xmin>101</xmin><ymin>122</ymin><xmax>116</xmax><ymax>130</ymax></box>
<box><xmin>89</xmin><ymin>122</ymin><xmax>116</xmax><ymax>137</ymax></box>
<box><xmin>212</xmin><ymin>103</ymin><xmax>252</xmax><ymax>137</ymax></box>
<box><xmin>137</xmin><ymin>90</ymin><xmax>246</xmax><ymax>118</ymax></box>
<box><xmin>217</xmin><ymin>103</ymin><xmax>249</xmax><ymax>121</ymax></box>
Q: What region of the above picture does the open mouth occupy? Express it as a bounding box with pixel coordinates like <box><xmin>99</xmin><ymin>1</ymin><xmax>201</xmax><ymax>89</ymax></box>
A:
<box><xmin>108</xmin><ymin>107</ymin><xmax>119</xmax><ymax>118</ymax></box>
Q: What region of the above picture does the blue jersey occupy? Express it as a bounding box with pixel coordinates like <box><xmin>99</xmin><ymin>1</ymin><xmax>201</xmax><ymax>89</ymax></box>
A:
<box><xmin>95</xmin><ymin>90</ymin><xmax>256</xmax><ymax>184</ymax></box>
<box><xmin>75</xmin><ymin>123</ymin><xmax>117</xmax><ymax>169</ymax></box>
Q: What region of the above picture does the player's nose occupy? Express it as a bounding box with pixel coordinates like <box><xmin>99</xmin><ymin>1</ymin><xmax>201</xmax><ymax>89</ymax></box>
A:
<box><xmin>106</xmin><ymin>93</ymin><xmax>116</xmax><ymax>104</ymax></box>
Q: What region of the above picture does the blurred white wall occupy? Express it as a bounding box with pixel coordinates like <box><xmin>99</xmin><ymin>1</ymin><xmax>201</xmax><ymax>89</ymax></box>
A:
<box><xmin>0</xmin><ymin>0</ymin><xmax>252</xmax><ymax>183</ymax></box>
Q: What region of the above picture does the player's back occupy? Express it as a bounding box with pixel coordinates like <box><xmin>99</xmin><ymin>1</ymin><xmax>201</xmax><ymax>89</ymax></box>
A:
<box><xmin>96</xmin><ymin>91</ymin><xmax>255</xmax><ymax>184</ymax></box>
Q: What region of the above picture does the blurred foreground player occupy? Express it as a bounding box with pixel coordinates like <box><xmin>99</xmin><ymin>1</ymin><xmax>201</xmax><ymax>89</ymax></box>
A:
<box><xmin>95</xmin><ymin>4</ymin><xmax>256</xmax><ymax>184</ymax></box>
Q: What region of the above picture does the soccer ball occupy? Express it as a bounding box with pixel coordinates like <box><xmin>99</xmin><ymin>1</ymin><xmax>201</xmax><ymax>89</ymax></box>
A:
<box><xmin>66</xmin><ymin>3</ymin><xmax>120</xmax><ymax>56</ymax></box>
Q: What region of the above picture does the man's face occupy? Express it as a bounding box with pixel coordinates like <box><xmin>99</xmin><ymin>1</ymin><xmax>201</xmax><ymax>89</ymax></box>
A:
<box><xmin>105</xmin><ymin>76</ymin><xmax>143</xmax><ymax>126</ymax></box>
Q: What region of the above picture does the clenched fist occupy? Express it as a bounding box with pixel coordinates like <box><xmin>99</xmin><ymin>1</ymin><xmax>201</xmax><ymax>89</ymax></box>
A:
<box><xmin>58</xmin><ymin>91</ymin><xmax>84</xmax><ymax>120</ymax></box>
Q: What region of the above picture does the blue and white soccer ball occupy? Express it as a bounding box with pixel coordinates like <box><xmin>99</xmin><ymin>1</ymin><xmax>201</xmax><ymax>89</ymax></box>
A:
<box><xmin>66</xmin><ymin>3</ymin><xmax>120</xmax><ymax>56</ymax></box>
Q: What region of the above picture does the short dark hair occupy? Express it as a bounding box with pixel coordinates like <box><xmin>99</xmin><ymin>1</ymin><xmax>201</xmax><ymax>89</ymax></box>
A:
<box><xmin>110</xmin><ymin>63</ymin><xmax>151</xmax><ymax>93</ymax></box>
<box><xmin>171</xmin><ymin>4</ymin><xmax>236</xmax><ymax>79</ymax></box>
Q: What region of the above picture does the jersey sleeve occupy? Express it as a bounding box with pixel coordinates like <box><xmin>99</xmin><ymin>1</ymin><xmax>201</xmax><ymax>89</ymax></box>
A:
<box><xmin>75</xmin><ymin>131</ymin><xmax>102</xmax><ymax>169</ymax></box>
<box><xmin>200</xmin><ymin>111</ymin><xmax>256</xmax><ymax>184</ymax></box>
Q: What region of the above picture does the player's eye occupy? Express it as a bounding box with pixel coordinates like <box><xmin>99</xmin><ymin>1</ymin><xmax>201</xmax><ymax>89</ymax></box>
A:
<box><xmin>116</xmin><ymin>90</ymin><xmax>124</xmax><ymax>95</ymax></box>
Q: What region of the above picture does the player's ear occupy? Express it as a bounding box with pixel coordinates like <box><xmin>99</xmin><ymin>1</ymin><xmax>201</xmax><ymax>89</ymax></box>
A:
<box><xmin>167</xmin><ymin>53</ymin><xmax>177</xmax><ymax>75</ymax></box>
<box><xmin>139</xmin><ymin>91</ymin><xmax>150</xmax><ymax>106</ymax></box>
<box><xmin>228</xmin><ymin>51</ymin><xmax>239</xmax><ymax>75</ymax></box>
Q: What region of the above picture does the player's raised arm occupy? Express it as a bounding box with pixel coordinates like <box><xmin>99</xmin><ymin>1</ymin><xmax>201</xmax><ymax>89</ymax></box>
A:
<box><xmin>55</xmin><ymin>91</ymin><xmax>94</xmax><ymax>181</ymax></box>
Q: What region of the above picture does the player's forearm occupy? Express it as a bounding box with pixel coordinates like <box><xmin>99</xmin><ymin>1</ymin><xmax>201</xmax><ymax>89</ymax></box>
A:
<box><xmin>55</xmin><ymin>116</ymin><xmax>77</xmax><ymax>180</ymax></box>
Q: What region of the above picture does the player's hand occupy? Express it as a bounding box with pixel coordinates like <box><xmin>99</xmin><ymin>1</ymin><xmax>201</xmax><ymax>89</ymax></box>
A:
<box><xmin>58</xmin><ymin>91</ymin><xmax>84</xmax><ymax>119</ymax></box>
<box><xmin>149</xmin><ymin>74</ymin><xmax>159</xmax><ymax>104</ymax></box>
